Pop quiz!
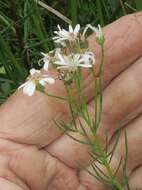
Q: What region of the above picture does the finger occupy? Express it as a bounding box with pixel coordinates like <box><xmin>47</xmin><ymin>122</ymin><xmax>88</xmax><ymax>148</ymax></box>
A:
<box><xmin>79</xmin><ymin>155</ymin><xmax>123</xmax><ymax>190</ymax></box>
<box><xmin>79</xmin><ymin>113</ymin><xmax>142</xmax><ymax>190</ymax></box>
<box><xmin>0</xmin><ymin>139</ymin><xmax>80</xmax><ymax>190</ymax></box>
<box><xmin>0</xmin><ymin>153</ymin><xmax>29</xmax><ymax>190</ymax></box>
<box><xmin>79</xmin><ymin>165</ymin><xmax>110</xmax><ymax>190</ymax></box>
<box><xmin>87</xmin><ymin>12</ymin><xmax>142</xmax><ymax>88</ymax></box>
<box><xmin>0</xmin><ymin>178</ymin><xmax>24</xmax><ymax>190</ymax></box>
<box><xmin>0</xmin><ymin>88</ymin><xmax>66</xmax><ymax>147</ymax></box>
<box><xmin>128</xmin><ymin>166</ymin><xmax>142</xmax><ymax>189</ymax></box>
<box><xmin>9</xmin><ymin>145</ymin><xmax>57</xmax><ymax>190</ymax></box>
<box><xmin>113</xmin><ymin>115</ymin><xmax>142</xmax><ymax>173</ymax></box>
<box><xmin>47</xmin><ymin>56</ymin><xmax>142</xmax><ymax>168</ymax></box>
<box><xmin>0</xmin><ymin>138</ymin><xmax>56</xmax><ymax>190</ymax></box>
<box><xmin>98</xmin><ymin>56</ymin><xmax>142</xmax><ymax>139</ymax></box>
<box><xmin>0</xmin><ymin>140</ymin><xmax>30</xmax><ymax>190</ymax></box>
<box><xmin>1</xmin><ymin>12</ymin><xmax>142</xmax><ymax>147</ymax></box>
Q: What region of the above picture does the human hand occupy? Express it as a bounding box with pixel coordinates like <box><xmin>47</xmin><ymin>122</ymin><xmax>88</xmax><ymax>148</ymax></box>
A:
<box><xmin>0</xmin><ymin>12</ymin><xmax>142</xmax><ymax>190</ymax></box>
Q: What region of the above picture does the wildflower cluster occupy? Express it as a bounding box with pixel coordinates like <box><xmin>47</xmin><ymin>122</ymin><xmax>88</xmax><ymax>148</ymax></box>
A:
<box><xmin>18</xmin><ymin>24</ymin><xmax>128</xmax><ymax>190</ymax></box>
<box><xmin>18</xmin><ymin>24</ymin><xmax>104</xmax><ymax>96</ymax></box>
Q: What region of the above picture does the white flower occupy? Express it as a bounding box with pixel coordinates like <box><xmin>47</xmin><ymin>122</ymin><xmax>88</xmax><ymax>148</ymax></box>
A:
<box><xmin>54</xmin><ymin>53</ymin><xmax>94</xmax><ymax>72</ymax></box>
<box><xmin>53</xmin><ymin>24</ymin><xmax>80</xmax><ymax>46</ymax></box>
<box><xmin>83</xmin><ymin>24</ymin><xmax>104</xmax><ymax>44</ymax></box>
<box><xmin>79</xmin><ymin>52</ymin><xmax>95</xmax><ymax>65</ymax></box>
<box><xmin>41</xmin><ymin>48</ymin><xmax>61</xmax><ymax>71</ymax></box>
<box><xmin>18</xmin><ymin>68</ymin><xmax>55</xmax><ymax>96</ymax></box>
<box><xmin>94</xmin><ymin>24</ymin><xmax>103</xmax><ymax>41</ymax></box>
<box><xmin>41</xmin><ymin>52</ymin><xmax>50</xmax><ymax>71</ymax></box>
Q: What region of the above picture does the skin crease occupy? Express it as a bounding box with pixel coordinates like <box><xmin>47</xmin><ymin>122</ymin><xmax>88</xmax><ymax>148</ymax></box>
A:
<box><xmin>0</xmin><ymin>12</ymin><xmax>142</xmax><ymax>189</ymax></box>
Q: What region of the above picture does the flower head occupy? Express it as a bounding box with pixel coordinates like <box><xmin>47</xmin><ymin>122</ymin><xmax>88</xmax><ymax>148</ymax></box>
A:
<box><xmin>18</xmin><ymin>68</ymin><xmax>55</xmax><ymax>96</ymax></box>
<box><xmin>54</xmin><ymin>52</ymin><xmax>95</xmax><ymax>72</ymax></box>
<box><xmin>94</xmin><ymin>24</ymin><xmax>105</xmax><ymax>44</ymax></box>
<box><xmin>41</xmin><ymin>48</ymin><xmax>61</xmax><ymax>71</ymax></box>
<box><xmin>95</xmin><ymin>25</ymin><xmax>103</xmax><ymax>40</ymax></box>
<box><xmin>83</xmin><ymin>24</ymin><xmax>104</xmax><ymax>45</ymax></box>
<box><xmin>53</xmin><ymin>24</ymin><xmax>80</xmax><ymax>46</ymax></box>
<box><xmin>40</xmin><ymin>52</ymin><xmax>50</xmax><ymax>71</ymax></box>
<box><xmin>79</xmin><ymin>52</ymin><xmax>95</xmax><ymax>65</ymax></box>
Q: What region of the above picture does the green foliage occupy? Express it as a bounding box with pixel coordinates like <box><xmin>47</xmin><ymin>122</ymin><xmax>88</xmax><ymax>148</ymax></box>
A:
<box><xmin>0</xmin><ymin>0</ymin><xmax>140</xmax><ymax>103</ymax></box>
<box><xmin>134</xmin><ymin>0</ymin><xmax>142</xmax><ymax>10</ymax></box>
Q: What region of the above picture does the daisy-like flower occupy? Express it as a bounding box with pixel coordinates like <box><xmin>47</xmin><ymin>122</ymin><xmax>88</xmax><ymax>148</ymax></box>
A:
<box><xmin>83</xmin><ymin>24</ymin><xmax>104</xmax><ymax>45</ymax></box>
<box><xmin>18</xmin><ymin>68</ymin><xmax>55</xmax><ymax>96</ymax></box>
<box><xmin>53</xmin><ymin>24</ymin><xmax>80</xmax><ymax>46</ymax></box>
<box><xmin>40</xmin><ymin>52</ymin><xmax>50</xmax><ymax>71</ymax></box>
<box><xmin>41</xmin><ymin>48</ymin><xmax>61</xmax><ymax>71</ymax></box>
<box><xmin>54</xmin><ymin>52</ymin><xmax>94</xmax><ymax>72</ymax></box>
<box><xmin>79</xmin><ymin>52</ymin><xmax>95</xmax><ymax>65</ymax></box>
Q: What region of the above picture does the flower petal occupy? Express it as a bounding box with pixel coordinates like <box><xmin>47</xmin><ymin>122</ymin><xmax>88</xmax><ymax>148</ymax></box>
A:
<box><xmin>39</xmin><ymin>79</ymin><xmax>45</xmax><ymax>86</ymax></box>
<box><xmin>43</xmin><ymin>60</ymin><xmax>49</xmax><ymax>71</ymax></box>
<box><xmin>57</xmin><ymin>53</ymin><xmax>66</xmax><ymax>65</ymax></box>
<box><xmin>44</xmin><ymin>77</ymin><xmax>55</xmax><ymax>84</ymax></box>
<box><xmin>69</xmin><ymin>25</ymin><xmax>73</xmax><ymax>33</ymax></box>
<box><xmin>57</xmin><ymin>65</ymin><xmax>70</xmax><ymax>70</ymax></box>
<box><xmin>54</xmin><ymin>61</ymin><xmax>67</xmax><ymax>66</ymax></box>
<box><xmin>79</xmin><ymin>64</ymin><xmax>92</xmax><ymax>68</ymax></box>
<box><xmin>23</xmin><ymin>81</ymin><xmax>36</xmax><ymax>96</ymax></box>
<box><xmin>74</xmin><ymin>24</ymin><xmax>80</xmax><ymax>34</ymax></box>
<box><xmin>18</xmin><ymin>81</ymin><xmax>28</xmax><ymax>90</ymax></box>
<box><xmin>30</xmin><ymin>68</ymin><xmax>40</xmax><ymax>75</ymax></box>
<box><xmin>41</xmin><ymin>52</ymin><xmax>47</xmax><ymax>57</ymax></box>
<box><xmin>57</xmin><ymin>24</ymin><xmax>62</xmax><ymax>31</ymax></box>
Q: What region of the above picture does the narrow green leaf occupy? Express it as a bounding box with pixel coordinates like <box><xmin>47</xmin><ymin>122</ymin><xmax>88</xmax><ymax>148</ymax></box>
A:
<box><xmin>70</xmin><ymin>0</ymin><xmax>78</xmax><ymax>26</ymax></box>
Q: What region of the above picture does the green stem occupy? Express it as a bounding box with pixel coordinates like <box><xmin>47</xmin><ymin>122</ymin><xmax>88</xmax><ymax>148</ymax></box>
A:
<box><xmin>65</xmin><ymin>84</ymin><xmax>78</xmax><ymax>129</ymax></box>
<box><xmin>92</xmin><ymin>43</ymin><xmax>104</xmax><ymax>131</ymax></box>
<box><xmin>99</xmin><ymin>44</ymin><xmax>105</xmax><ymax>76</ymax></box>
<box><xmin>91</xmin><ymin>43</ymin><xmax>123</xmax><ymax>189</ymax></box>
<box><xmin>94</xmin><ymin>137</ymin><xmax>123</xmax><ymax>190</ymax></box>
<box><xmin>44</xmin><ymin>92</ymin><xmax>67</xmax><ymax>101</ymax></box>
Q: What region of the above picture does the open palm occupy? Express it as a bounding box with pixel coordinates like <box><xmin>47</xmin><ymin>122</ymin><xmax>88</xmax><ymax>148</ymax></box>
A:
<box><xmin>0</xmin><ymin>12</ymin><xmax>142</xmax><ymax>190</ymax></box>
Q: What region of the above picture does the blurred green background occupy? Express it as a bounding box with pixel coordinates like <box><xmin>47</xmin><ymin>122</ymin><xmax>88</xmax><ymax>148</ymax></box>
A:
<box><xmin>0</xmin><ymin>0</ymin><xmax>141</xmax><ymax>103</ymax></box>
